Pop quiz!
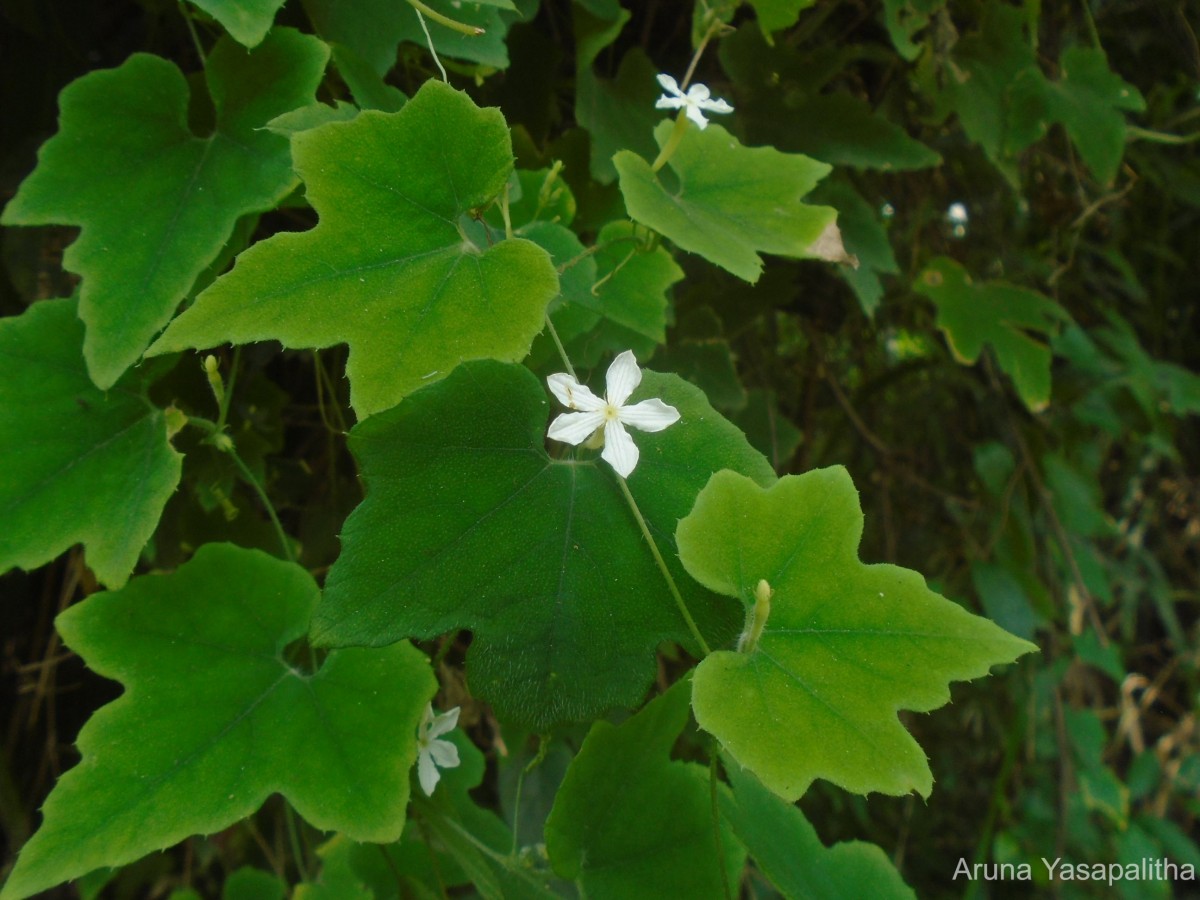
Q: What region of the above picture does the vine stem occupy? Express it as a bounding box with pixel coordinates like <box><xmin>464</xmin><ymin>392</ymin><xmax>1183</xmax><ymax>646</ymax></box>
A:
<box><xmin>544</xmin><ymin>315</ymin><xmax>576</xmax><ymax>380</ymax></box>
<box><xmin>187</xmin><ymin>417</ymin><xmax>294</xmax><ymax>564</ymax></box>
<box><xmin>681</xmin><ymin>15</ymin><xmax>724</xmax><ymax>90</ymax></box>
<box><xmin>616</xmin><ymin>476</ymin><xmax>711</xmax><ymax>657</ymax></box>
<box><xmin>404</xmin><ymin>0</ymin><xmax>484</xmax><ymax>36</ymax></box>
<box><xmin>284</xmin><ymin>804</ymin><xmax>310</xmax><ymax>882</ymax></box>
<box><xmin>177</xmin><ymin>1</ymin><xmax>207</xmax><ymax>65</ymax></box>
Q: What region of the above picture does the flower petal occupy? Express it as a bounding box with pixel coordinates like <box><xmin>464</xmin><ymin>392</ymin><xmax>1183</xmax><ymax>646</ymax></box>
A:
<box><xmin>427</xmin><ymin>737</ymin><xmax>460</xmax><ymax>769</ymax></box>
<box><xmin>618</xmin><ymin>398</ymin><xmax>680</xmax><ymax>433</ymax></box>
<box><xmin>656</xmin><ymin>73</ymin><xmax>683</xmax><ymax>97</ymax></box>
<box><xmin>686</xmin><ymin>83</ymin><xmax>712</xmax><ymax>102</ymax></box>
<box><xmin>548</xmin><ymin>410</ymin><xmax>606</xmax><ymax>445</ymax></box>
<box><xmin>548</xmin><ymin>373</ymin><xmax>605</xmax><ymax>411</ymax></box>
<box><xmin>656</xmin><ymin>96</ymin><xmax>685</xmax><ymax>110</ymax></box>
<box><xmin>605</xmin><ymin>350</ymin><xmax>642</xmax><ymax>407</ymax></box>
<box><xmin>684</xmin><ymin>103</ymin><xmax>709</xmax><ymax>129</ymax></box>
<box><xmin>601</xmin><ymin>419</ymin><xmax>639</xmax><ymax>478</ymax></box>
<box><xmin>427</xmin><ymin>706</ymin><xmax>460</xmax><ymax>740</ymax></box>
<box><xmin>699</xmin><ymin>97</ymin><xmax>734</xmax><ymax>114</ymax></box>
<box><xmin>418</xmin><ymin>750</ymin><xmax>440</xmax><ymax>795</ymax></box>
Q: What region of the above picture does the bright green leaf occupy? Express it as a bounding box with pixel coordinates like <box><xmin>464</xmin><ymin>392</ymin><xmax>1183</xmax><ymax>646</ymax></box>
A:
<box><xmin>677</xmin><ymin>468</ymin><xmax>1036</xmax><ymax>800</ymax></box>
<box><xmin>614</xmin><ymin>121</ymin><xmax>842</xmax><ymax>283</ymax></box>
<box><xmin>914</xmin><ymin>257</ymin><xmax>1070</xmax><ymax>412</ymax></box>
<box><xmin>149</xmin><ymin>81</ymin><xmax>559</xmax><ymax>418</ymax></box>
<box><xmin>0</xmin><ymin>544</ymin><xmax>435</xmax><ymax>900</ymax></box>
<box><xmin>545</xmin><ymin>681</ymin><xmax>744</xmax><ymax>899</ymax></box>
<box><xmin>185</xmin><ymin>0</ymin><xmax>284</xmax><ymax>47</ymax></box>
<box><xmin>721</xmin><ymin>760</ymin><xmax>916</xmax><ymax>899</ymax></box>
<box><xmin>311</xmin><ymin>361</ymin><xmax>775</xmax><ymax>729</ymax></box>
<box><xmin>0</xmin><ymin>30</ymin><xmax>328</xmax><ymax>388</ymax></box>
<box><xmin>0</xmin><ymin>298</ymin><xmax>181</xmax><ymax>588</ymax></box>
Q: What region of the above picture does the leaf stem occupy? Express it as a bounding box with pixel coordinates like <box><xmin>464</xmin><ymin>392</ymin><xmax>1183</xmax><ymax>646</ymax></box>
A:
<box><xmin>177</xmin><ymin>1</ymin><xmax>207</xmax><ymax>65</ymax></box>
<box><xmin>413</xmin><ymin>7</ymin><xmax>449</xmax><ymax>82</ymax></box>
<box><xmin>284</xmin><ymin>804</ymin><xmax>310</xmax><ymax>882</ymax></box>
<box><xmin>616</xmin><ymin>476</ymin><xmax>711</xmax><ymax>656</ymax></box>
<box><xmin>187</xmin><ymin>417</ymin><xmax>295</xmax><ymax>564</ymax></box>
<box><xmin>651</xmin><ymin>113</ymin><xmax>690</xmax><ymax>173</ymax></box>
<box><xmin>1126</xmin><ymin>125</ymin><xmax>1200</xmax><ymax>145</ymax></box>
<box><xmin>405</xmin><ymin>0</ymin><xmax>485</xmax><ymax>36</ymax></box>
<box><xmin>500</xmin><ymin>183</ymin><xmax>514</xmax><ymax>241</ymax></box>
<box><xmin>544</xmin><ymin>315</ymin><xmax>577</xmax><ymax>380</ymax></box>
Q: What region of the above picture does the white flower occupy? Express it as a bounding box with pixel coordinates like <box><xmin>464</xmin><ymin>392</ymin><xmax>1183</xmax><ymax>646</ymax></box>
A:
<box><xmin>547</xmin><ymin>350</ymin><xmax>680</xmax><ymax>478</ymax></box>
<box><xmin>655</xmin><ymin>74</ymin><xmax>734</xmax><ymax>129</ymax></box>
<box><xmin>416</xmin><ymin>703</ymin><xmax>460</xmax><ymax>796</ymax></box>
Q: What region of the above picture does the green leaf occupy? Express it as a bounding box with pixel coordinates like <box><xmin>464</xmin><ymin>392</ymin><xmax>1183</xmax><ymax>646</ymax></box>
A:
<box><xmin>185</xmin><ymin>0</ymin><xmax>284</xmax><ymax>47</ymax></box>
<box><xmin>748</xmin><ymin>0</ymin><xmax>817</xmax><ymax>34</ymax></box>
<box><xmin>545</xmin><ymin>681</ymin><xmax>744</xmax><ymax>899</ymax></box>
<box><xmin>721</xmin><ymin>760</ymin><xmax>916</xmax><ymax>899</ymax></box>
<box><xmin>222</xmin><ymin>868</ymin><xmax>285</xmax><ymax>900</ymax></box>
<box><xmin>0</xmin><ymin>545</ymin><xmax>435</xmax><ymax>900</ymax></box>
<box><xmin>614</xmin><ymin>121</ymin><xmax>842</xmax><ymax>283</ymax></box>
<box><xmin>812</xmin><ymin>180</ymin><xmax>899</xmax><ymax>317</ymax></box>
<box><xmin>0</xmin><ymin>298</ymin><xmax>182</xmax><ymax>588</ymax></box>
<box><xmin>764</xmin><ymin>94</ymin><xmax>942</xmax><ymax>171</ymax></box>
<box><xmin>311</xmin><ymin>360</ymin><xmax>775</xmax><ymax>729</ymax></box>
<box><xmin>1007</xmin><ymin>47</ymin><xmax>1145</xmax><ymax>184</ymax></box>
<box><xmin>149</xmin><ymin>81</ymin><xmax>559</xmax><ymax>418</ymax></box>
<box><xmin>537</xmin><ymin>221</ymin><xmax>681</xmax><ymax>370</ymax></box>
<box><xmin>881</xmin><ymin>0</ymin><xmax>944</xmax><ymax>61</ymax></box>
<box><xmin>676</xmin><ymin>468</ymin><xmax>1036</xmax><ymax>800</ymax></box>
<box><xmin>941</xmin><ymin>2</ymin><xmax>1035</xmax><ymax>176</ymax></box>
<box><xmin>0</xmin><ymin>30</ymin><xmax>329</xmax><ymax>389</ymax></box>
<box><xmin>391</xmin><ymin>1</ymin><xmax>519</xmax><ymax>69</ymax></box>
<box><xmin>914</xmin><ymin>257</ymin><xmax>1070</xmax><ymax>412</ymax></box>
<box><xmin>416</xmin><ymin>731</ymin><xmax>559</xmax><ymax>899</ymax></box>
<box><xmin>577</xmin><ymin>48</ymin><xmax>662</xmax><ymax>184</ymax></box>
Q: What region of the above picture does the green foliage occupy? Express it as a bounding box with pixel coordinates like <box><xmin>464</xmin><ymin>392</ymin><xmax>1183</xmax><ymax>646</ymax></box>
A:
<box><xmin>2</xmin><ymin>0</ymin><xmax>1195</xmax><ymax>897</ymax></box>
<box><xmin>312</xmin><ymin>361</ymin><xmax>773</xmax><ymax>727</ymax></box>
<box><xmin>151</xmin><ymin>80</ymin><xmax>559</xmax><ymax>417</ymax></box>
<box><xmin>678</xmin><ymin>468</ymin><xmax>1035</xmax><ymax>799</ymax></box>
<box><xmin>721</xmin><ymin>760</ymin><xmax>915</xmax><ymax>899</ymax></box>
<box><xmin>1</xmin><ymin>29</ymin><xmax>328</xmax><ymax>388</ymax></box>
<box><xmin>545</xmin><ymin>682</ymin><xmax>743</xmax><ymax>898</ymax></box>
<box><xmin>1</xmin><ymin>545</ymin><xmax>434</xmax><ymax>900</ymax></box>
<box><xmin>0</xmin><ymin>297</ymin><xmax>181</xmax><ymax>587</ymax></box>
<box><xmin>615</xmin><ymin>121</ymin><xmax>841</xmax><ymax>282</ymax></box>
<box><xmin>915</xmin><ymin>256</ymin><xmax>1070</xmax><ymax>411</ymax></box>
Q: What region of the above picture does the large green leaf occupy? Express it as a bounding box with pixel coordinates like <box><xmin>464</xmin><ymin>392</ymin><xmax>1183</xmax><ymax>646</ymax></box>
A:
<box><xmin>614</xmin><ymin>121</ymin><xmax>841</xmax><ymax>283</ymax></box>
<box><xmin>0</xmin><ymin>545</ymin><xmax>435</xmax><ymax>900</ymax></box>
<box><xmin>311</xmin><ymin>361</ymin><xmax>775</xmax><ymax>729</ymax></box>
<box><xmin>545</xmin><ymin>682</ymin><xmax>744</xmax><ymax>899</ymax></box>
<box><xmin>676</xmin><ymin>468</ymin><xmax>1035</xmax><ymax>800</ymax></box>
<box><xmin>1007</xmin><ymin>47</ymin><xmax>1146</xmax><ymax>185</ymax></box>
<box><xmin>149</xmin><ymin>81</ymin><xmax>559</xmax><ymax>418</ymax></box>
<box><xmin>0</xmin><ymin>298</ymin><xmax>181</xmax><ymax>588</ymax></box>
<box><xmin>914</xmin><ymin>257</ymin><xmax>1070</xmax><ymax>412</ymax></box>
<box><xmin>186</xmin><ymin>0</ymin><xmax>284</xmax><ymax>47</ymax></box>
<box><xmin>721</xmin><ymin>760</ymin><xmax>916</xmax><ymax>899</ymax></box>
<box><xmin>0</xmin><ymin>30</ymin><xmax>328</xmax><ymax>389</ymax></box>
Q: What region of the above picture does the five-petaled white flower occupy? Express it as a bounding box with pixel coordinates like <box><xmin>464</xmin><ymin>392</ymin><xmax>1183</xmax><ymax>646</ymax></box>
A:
<box><xmin>416</xmin><ymin>704</ymin><xmax>460</xmax><ymax>796</ymax></box>
<box><xmin>547</xmin><ymin>350</ymin><xmax>680</xmax><ymax>479</ymax></box>
<box><xmin>655</xmin><ymin>74</ymin><xmax>734</xmax><ymax>129</ymax></box>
